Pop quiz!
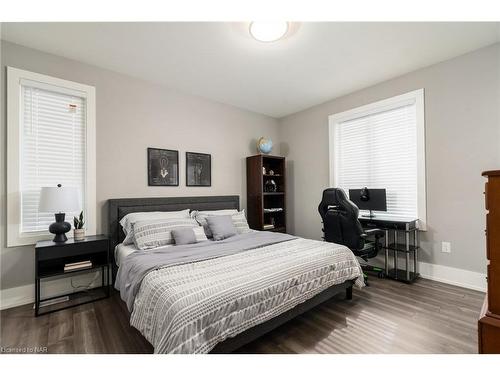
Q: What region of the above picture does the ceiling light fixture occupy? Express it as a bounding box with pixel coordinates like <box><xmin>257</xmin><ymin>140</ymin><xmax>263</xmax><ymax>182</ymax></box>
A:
<box><xmin>249</xmin><ymin>22</ymin><xmax>289</xmax><ymax>42</ymax></box>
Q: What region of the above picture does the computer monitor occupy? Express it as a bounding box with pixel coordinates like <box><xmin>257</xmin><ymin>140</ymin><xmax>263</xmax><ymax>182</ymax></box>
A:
<box><xmin>348</xmin><ymin>188</ymin><xmax>387</xmax><ymax>218</ymax></box>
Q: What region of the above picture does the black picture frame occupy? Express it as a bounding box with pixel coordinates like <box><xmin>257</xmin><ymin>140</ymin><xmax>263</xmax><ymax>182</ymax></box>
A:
<box><xmin>147</xmin><ymin>148</ymin><xmax>179</xmax><ymax>186</ymax></box>
<box><xmin>186</xmin><ymin>152</ymin><xmax>211</xmax><ymax>187</ymax></box>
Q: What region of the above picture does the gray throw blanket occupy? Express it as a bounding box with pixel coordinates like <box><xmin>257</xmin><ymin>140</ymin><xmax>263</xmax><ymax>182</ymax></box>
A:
<box><xmin>115</xmin><ymin>231</ymin><xmax>297</xmax><ymax>311</ymax></box>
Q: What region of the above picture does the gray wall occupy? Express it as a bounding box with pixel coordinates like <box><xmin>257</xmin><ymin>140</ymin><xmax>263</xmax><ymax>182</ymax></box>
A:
<box><xmin>2</xmin><ymin>39</ymin><xmax>498</xmax><ymax>292</ymax></box>
<box><xmin>278</xmin><ymin>43</ymin><xmax>500</xmax><ymax>274</ymax></box>
<box><xmin>0</xmin><ymin>41</ymin><xmax>280</xmax><ymax>290</ymax></box>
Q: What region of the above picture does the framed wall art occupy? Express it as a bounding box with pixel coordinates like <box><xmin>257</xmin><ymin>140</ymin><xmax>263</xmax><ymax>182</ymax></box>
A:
<box><xmin>186</xmin><ymin>152</ymin><xmax>211</xmax><ymax>187</ymax></box>
<box><xmin>148</xmin><ymin>148</ymin><xmax>179</xmax><ymax>186</ymax></box>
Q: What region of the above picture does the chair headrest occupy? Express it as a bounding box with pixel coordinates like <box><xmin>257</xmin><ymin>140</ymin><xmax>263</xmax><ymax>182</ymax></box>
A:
<box><xmin>318</xmin><ymin>188</ymin><xmax>359</xmax><ymax>219</ymax></box>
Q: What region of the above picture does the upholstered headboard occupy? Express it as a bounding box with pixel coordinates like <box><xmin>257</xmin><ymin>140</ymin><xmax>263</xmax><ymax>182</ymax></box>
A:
<box><xmin>108</xmin><ymin>195</ymin><xmax>240</xmax><ymax>277</ymax></box>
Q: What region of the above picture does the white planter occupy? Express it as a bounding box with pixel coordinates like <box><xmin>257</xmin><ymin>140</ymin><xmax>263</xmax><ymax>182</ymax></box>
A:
<box><xmin>74</xmin><ymin>228</ymin><xmax>85</xmax><ymax>241</ymax></box>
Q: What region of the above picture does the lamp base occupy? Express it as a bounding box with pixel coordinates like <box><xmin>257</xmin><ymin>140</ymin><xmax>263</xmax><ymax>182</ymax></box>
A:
<box><xmin>49</xmin><ymin>213</ymin><xmax>71</xmax><ymax>243</ymax></box>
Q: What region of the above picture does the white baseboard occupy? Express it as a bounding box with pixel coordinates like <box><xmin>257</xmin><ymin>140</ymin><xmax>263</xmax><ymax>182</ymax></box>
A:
<box><xmin>369</xmin><ymin>255</ymin><xmax>487</xmax><ymax>292</ymax></box>
<box><xmin>0</xmin><ymin>270</ymin><xmax>103</xmax><ymax>311</ymax></box>
<box><xmin>418</xmin><ymin>261</ymin><xmax>487</xmax><ymax>292</ymax></box>
<box><xmin>0</xmin><ymin>284</ymin><xmax>34</xmax><ymax>310</ymax></box>
<box><xmin>0</xmin><ymin>262</ymin><xmax>487</xmax><ymax>310</ymax></box>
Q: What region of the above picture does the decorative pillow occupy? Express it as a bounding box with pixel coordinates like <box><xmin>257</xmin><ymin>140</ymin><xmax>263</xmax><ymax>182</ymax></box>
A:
<box><xmin>171</xmin><ymin>228</ymin><xmax>196</xmax><ymax>245</ymax></box>
<box><xmin>171</xmin><ymin>227</ymin><xmax>207</xmax><ymax>245</ymax></box>
<box><xmin>231</xmin><ymin>210</ymin><xmax>251</xmax><ymax>234</ymax></box>
<box><xmin>192</xmin><ymin>209</ymin><xmax>250</xmax><ymax>237</ymax></box>
<box><xmin>206</xmin><ymin>215</ymin><xmax>237</xmax><ymax>241</ymax></box>
<box><xmin>120</xmin><ymin>209</ymin><xmax>190</xmax><ymax>244</ymax></box>
<box><xmin>132</xmin><ymin>218</ymin><xmax>199</xmax><ymax>250</ymax></box>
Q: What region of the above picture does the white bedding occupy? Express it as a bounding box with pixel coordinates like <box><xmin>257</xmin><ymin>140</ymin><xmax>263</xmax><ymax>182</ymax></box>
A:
<box><xmin>115</xmin><ymin>243</ymin><xmax>172</xmax><ymax>266</ymax></box>
<box><xmin>115</xmin><ymin>243</ymin><xmax>136</xmax><ymax>267</ymax></box>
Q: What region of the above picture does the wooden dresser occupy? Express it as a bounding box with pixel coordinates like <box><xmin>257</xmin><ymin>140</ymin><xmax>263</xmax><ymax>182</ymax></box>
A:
<box><xmin>479</xmin><ymin>170</ymin><xmax>500</xmax><ymax>353</ymax></box>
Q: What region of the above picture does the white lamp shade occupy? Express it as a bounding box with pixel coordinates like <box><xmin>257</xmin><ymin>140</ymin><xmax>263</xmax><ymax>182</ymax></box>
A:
<box><xmin>39</xmin><ymin>186</ymin><xmax>81</xmax><ymax>213</ymax></box>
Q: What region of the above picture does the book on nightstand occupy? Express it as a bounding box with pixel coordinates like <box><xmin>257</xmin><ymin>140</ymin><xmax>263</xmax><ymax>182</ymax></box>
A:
<box><xmin>64</xmin><ymin>260</ymin><xmax>92</xmax><ymax>272</ymax></box>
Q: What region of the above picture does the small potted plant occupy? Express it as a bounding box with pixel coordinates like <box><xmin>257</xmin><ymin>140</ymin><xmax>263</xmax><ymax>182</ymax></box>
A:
<box><xmin>73</xmin><ymin>211</ymin><xmax>85</xmax><ymax>241</ymax></box>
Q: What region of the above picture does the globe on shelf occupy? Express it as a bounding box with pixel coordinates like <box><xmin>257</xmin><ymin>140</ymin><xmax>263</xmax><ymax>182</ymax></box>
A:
<box><xmin>257</xmin><ymin>137</ymin><xmax>273</xmax><ymax>154</ymax></box>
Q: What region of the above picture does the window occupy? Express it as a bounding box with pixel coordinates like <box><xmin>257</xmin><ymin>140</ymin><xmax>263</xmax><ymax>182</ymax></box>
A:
<box><xmin>329</xmin><ymin>89</ymin><xmax>426</xmax><ymax>228</ymax></box>
<box><xmin>7</xmin><ymin>67</ymin><xmax>96</xmax><ymax>246</ymax></box>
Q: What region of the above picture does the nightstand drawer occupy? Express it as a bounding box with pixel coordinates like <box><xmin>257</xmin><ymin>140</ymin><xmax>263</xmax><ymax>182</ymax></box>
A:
<box><xmin>36</xmin><ymin>239</ymin><xmax>108</xmax><ymax>261</ymax></box>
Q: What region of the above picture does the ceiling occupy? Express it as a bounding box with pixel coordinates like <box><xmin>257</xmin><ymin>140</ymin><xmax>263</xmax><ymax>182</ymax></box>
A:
<box><xmin>2</xmin><ymin>22</ymin><xmax>499</xmax><ymax>118</ymax></box>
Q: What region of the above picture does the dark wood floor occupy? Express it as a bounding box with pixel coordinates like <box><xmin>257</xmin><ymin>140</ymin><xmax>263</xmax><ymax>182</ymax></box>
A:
<box><xmin>0</xmin><ymin>277</ymin><xmax>484</xmax><ymax>354</ymax></box>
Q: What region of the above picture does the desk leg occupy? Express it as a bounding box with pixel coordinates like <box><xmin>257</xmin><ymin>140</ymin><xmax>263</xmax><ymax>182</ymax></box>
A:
<box><xmin>106</xmin><ymin>265</ymin><xmax>110</xmax><ymax>297</ymax></box>
<box><xmin>393</xmin><ymin>230</ymin><xmax>398</xmax><ymax>279</ymax></box>
<box><xmin>35</xmin><ymin>278</ymin><xmax>40</xmax><ymax>317</ymax></box>
<box><xmin>414</xmin><ymin>230</ymin><xmax>419</xmax><ymax>275</ymax></box>
<box><xmin>405</xmin><ymin>230</ymin><xmax>410</xmax><ymax>281</ymax></box>
<box><xmin>384</xmin><ymin>230</ymin><xmax>389</xmax><ymax>275</ymax></box>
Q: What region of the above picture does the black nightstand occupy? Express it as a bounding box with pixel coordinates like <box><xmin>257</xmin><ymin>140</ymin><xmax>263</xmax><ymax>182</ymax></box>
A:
<box><xmin>34</xmin><ymin>235</ymin><xmax>111</xmax><ymax>316</ymax></box>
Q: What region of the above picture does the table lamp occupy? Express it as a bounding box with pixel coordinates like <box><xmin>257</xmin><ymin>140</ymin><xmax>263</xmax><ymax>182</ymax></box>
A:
<box><xmin>39</xmin><ymin>184</ymin><xmax>80</xmax><ymax>243</ymax></box>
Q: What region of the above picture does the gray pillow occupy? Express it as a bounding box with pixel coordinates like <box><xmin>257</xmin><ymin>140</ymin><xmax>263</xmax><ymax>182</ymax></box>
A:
<box><xmin>171</xmin><ymin>227</ymin><xmax>197</xmax><ymax>245</ymax></box>
<box><xmin>206</xmin><ymin>215</ymin><xmax>237</xmax><ymax>241</ymax></box>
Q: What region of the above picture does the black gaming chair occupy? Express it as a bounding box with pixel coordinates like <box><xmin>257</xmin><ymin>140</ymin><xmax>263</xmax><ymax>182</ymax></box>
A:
<box><xmin>318</xmin><ymin>188</ymin><xmax>385</xmax><ymax>284</ymax></box>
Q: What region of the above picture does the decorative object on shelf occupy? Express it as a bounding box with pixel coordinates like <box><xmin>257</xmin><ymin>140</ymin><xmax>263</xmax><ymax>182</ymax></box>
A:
<box><xmin>257</xmin><ymin>137</ymin><xmax>273</xmax><ymax>154</ymax></box>
<box><xmin>73</xmin><ymin>210</ymin><xmax>85</xmax><ymax>241</ymax></box>
<box><xmin>39</xmin><ymin>184</ymin><xmax>80</xmax><ymax>243</ymax></box>
<box><xmin>186</xmin><ymin>152</ymin><xmax>211</xmax><ymax>186</ymax></box>
<box><xmin>262</xmin><ymin>167</ymin><xmax>266</xmax><ymax>175</ymax></box>
<box><xmin>264</xmin><ymin>179</ymin><xmax>277</xmax><ymax>192</ymax></box>
<box><xmin>148</xmin><ymin>148</ymin><xmax>179</xmax><ymax>186</ymax></box>
<box><xmin>263</xmin><ymin>208</ymin><xmax>283</xmax><ymax>213</ymax></box>
<box><xmin>269</xmin><ymin>169</ymin><xmax>274</xmax><ymax>176</ymax></box>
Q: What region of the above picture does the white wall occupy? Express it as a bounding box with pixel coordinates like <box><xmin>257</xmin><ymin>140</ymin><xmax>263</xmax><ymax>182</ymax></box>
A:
<box><xmin>0</xmin><ymin>41</ymin><xmax>280</xmax><ymax>291</ymax></box>
<box><xmin>279</xmin><ymin>43</ymin><xmax>500</xmax><ymax>274</ymax></box>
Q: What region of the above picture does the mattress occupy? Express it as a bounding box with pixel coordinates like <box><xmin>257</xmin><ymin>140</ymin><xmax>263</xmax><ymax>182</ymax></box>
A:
<box><xmin>114</xmin><ymin>243</ymin><xmax>137</xmax><ymax>267</ymax></box>
<box><xmin>115</xmin><ymin>242</ymin><xmax>174</xmax><ymax>266</ymax></box>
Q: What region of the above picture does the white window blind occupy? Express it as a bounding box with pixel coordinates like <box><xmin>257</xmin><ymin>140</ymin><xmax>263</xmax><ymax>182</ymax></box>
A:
<box><xmin>333</xmin><ymin>102</ymin><xmax>419</xmax><ymax>219</ymax></box>
<box><xmin>20</xmin><ymin>81</ymin><xmax>86</xmax><ymax>233</ymax></box>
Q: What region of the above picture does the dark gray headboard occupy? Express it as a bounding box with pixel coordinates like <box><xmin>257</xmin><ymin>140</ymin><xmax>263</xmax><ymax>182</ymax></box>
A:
<box><xmin>108</xmin><ymin>195</ymin><xmax>239</xmax><ymax>275</ymax></box>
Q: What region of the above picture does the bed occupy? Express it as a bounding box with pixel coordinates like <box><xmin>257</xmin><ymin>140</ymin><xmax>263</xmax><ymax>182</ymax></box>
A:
<box><xmin>108</xmin><ymin>196</ymin><xmax>364</xmax><ymax>353</ymax></box>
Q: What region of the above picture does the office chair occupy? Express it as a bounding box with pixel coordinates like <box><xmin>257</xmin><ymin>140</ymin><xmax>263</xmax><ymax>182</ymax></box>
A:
<box><xmin>318</xmin><ymin>188</ymin><xmax>385</xmax><ymax>284</ymax></box>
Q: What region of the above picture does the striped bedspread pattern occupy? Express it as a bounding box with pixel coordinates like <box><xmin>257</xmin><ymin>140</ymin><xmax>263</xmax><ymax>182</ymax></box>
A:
<box><xmin>129</xmin><ymin>237</ymin><xmax>364</xmax><ymax>353</ymax></box>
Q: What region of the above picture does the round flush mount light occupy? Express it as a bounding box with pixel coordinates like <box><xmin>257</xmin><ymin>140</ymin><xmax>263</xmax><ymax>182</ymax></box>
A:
<box><xmin>249</xmin><ymin>22</ymin><xmax>289</xmax><ymax>42</ymax></box>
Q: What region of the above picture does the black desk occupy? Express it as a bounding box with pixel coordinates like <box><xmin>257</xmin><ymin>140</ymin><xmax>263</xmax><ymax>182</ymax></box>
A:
<box><xmin>359</xmin><ymin>215</ymin><xmax>420</xmax><ymax>283</ymax></box>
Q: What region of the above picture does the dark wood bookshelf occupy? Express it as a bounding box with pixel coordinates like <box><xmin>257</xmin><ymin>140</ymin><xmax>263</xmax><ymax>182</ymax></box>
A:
<box><xmin>246</xmin><ymin>154</ymin><xmax>286</xmax><ymax>233</ymax></box>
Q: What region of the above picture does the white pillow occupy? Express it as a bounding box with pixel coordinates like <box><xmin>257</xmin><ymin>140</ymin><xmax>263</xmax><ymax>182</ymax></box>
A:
<box><xmin>232</xmin><ymin>210</ymin><xmax>251</xmax><ymax>234</ymax></box>
<box><xmin>120</xmin><ymin>209</ymin><xmax>190</xmax><ymax>244</ymax></box>
<box><xmin>192</xmin><ymin>209</ymin><xmax>250</xmax><ymax>237</ymax></box>
<box><xmin>189</xmin><ymin>209</ymin><xmax>238</xmax><ymax>219</ymax></box>
<box><xmin>132</xmin><ymin>217</ymin><xmax>200</xmax><ymax>250</ymax></box>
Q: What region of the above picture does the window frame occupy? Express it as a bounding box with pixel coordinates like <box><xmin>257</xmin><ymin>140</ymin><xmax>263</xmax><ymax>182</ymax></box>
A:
<box><xmin>328</xmin><ymin>89</ymin><xmax>427</xmax><ymax>229</ymax></box>
<box><xmin>7</xmin><ymin>67</ymin><xmax>96</xmax><ymax>247</ymax></box>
